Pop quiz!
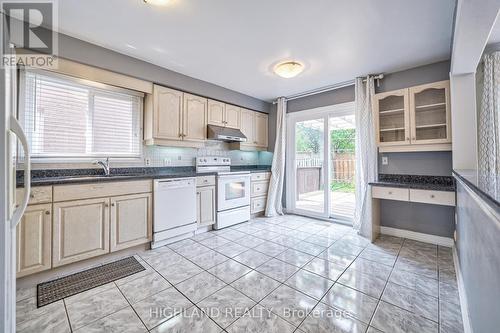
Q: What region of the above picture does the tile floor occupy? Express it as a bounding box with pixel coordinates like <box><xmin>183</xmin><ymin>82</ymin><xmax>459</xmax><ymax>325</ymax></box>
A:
<box><xmin>16</xmin><ymin>215</ymin><xmax>465</xmax><ymax>333</ymax></box>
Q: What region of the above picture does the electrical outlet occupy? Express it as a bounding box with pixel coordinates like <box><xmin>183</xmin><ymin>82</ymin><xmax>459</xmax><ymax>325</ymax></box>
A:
<box><xmin>145</xmin><ymin>158</ymin><xmax>151</xmax><ymax>166</ymax></box>
<box><xmin>163</xmin><ymin>158</ymin><xmax>172</xmax><ymax>166</ymax></box>
<box><xmin>382</xmin><ymin>156</ymin><xmax>388</xmax><ymax>165</ymax></box>
<box><xmin>177</xmin><ymin>155</ymin><xmax>182</xmax><ymax>161</ymax></box>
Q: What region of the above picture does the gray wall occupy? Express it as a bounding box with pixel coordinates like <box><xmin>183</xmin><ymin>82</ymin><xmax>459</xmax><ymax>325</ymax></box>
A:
<box><xmin>56</xmin><ymin>33</ymin><xmax>272</xmax><ymax>113</ymax></box>
<box><xmin>455</xmin><ymin>180</ymin><xmax>500</xmax><ymax>332</ymax></box>
<box><xmin>287</xmin><ymin>85</ymin><xmax>355</xmax><ymax>113</ymax></box>
<box><xmin>378</xmin><ymin>151</ymin><xmax>453</xmax><ymax>176</ymax></box>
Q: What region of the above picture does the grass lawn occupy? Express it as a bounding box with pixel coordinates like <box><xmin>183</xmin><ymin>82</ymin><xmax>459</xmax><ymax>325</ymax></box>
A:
<box><xmin>330</xmin><ymin>181</ymin><xmax>355</xmax><ymax>193</ymax></box>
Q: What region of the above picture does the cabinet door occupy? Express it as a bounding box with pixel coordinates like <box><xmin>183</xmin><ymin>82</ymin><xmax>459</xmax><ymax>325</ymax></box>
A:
<box><xmin>110</xmin><ymin>193</ymin><xmax>152</xmax><ymax>252</ymax></box>
<box><xmin>196</xmin><ymin>186</ymin><xmax>216</xmax><ymax>227</ymax></box>
<box><xmin>409</xmin><ymin>80</ymin><xmax>451</xmax><ymax>144</ymax></box>
<box><xmin>254</xmin><ymin>113</ymin><xmax>268</xmax><ymax>148</ymax></box>
<box><xmin>207</xmin><ymin>99</ymin><xmax>225</xmax><ymax>127</ymax></box>
<box><xmin>16</xmin><ymin>204</ymin><xmax>52</xmax><ymax>277</ymax></box>
<box><xmin>240</xmin><ymin>109</ymin><xmax>255</xmax><ymax>145</ymax></box>
<box><xmin>154</xmin><ymin>85</ymin><xmax>183</xmax><ymax>140</ymax></box>
<box><xmin>225</xmin><ymin>104</ymin><xmax>241</xmax><ymax>129</ymax></box>
<box><xmin>53</xmin><ymin>198</ymin><xmax>110</xmax><ymax>267</ymax></box>
<box><xmin>373</xmin><ymin>89</ymin><xmax>410</xmax><ymax>146</ymax></box>
<box><xmin>183</xmin><ymin>93</ymin><xmax>207</xmax><ymax>142</ymax></box>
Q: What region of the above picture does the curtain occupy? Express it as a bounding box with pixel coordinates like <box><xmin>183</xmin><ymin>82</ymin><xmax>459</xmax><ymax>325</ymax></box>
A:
<box><xmin>478</xmin><ymin>52</ymin><xmax>500</xmax><ymax>194</ymax></box>
<box><xmin>353</xmin><ymin>77</ymin><xmax>377</xmax><ymax>238</ymax></box>
<box><xmin>265</xmin><ymin>97</ymin><xmax>287</xmax><ymax>216</ymax></box>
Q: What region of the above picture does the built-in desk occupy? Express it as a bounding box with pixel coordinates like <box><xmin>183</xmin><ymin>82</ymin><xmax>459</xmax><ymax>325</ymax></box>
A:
<box><xmin>369</xmin><ymin>174</ymin><xmax>456</xmax><ymax>242</ymax></box>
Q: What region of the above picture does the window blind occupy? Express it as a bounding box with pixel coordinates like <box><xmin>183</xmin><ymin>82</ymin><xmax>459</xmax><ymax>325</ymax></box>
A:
<box><xmin>21</xmin><ymin>70</ymin><xmax>142</xmax><ymax>160</ymax></box>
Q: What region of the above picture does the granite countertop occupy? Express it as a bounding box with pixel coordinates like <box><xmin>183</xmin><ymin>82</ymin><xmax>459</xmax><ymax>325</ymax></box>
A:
<box><xmin>17</xmin><ymin>165</ymin><xmax>272</xmax><ymax>187</ymax></box>
<box><xmin>453</xmin><ymin>169</ymin><xmax>500</xmax><ymax>207</ymax></box>
<box><xmin>369</xmin><ymin>174</ymin><xmax>456</xmax><ymax>192</ymax></box>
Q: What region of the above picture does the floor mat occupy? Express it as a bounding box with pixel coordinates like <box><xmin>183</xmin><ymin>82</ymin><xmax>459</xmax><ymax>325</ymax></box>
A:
<box><xmin>37</xmin><ymin>256</ymin><xmax>145</xmax><ymax>307</ymax></box>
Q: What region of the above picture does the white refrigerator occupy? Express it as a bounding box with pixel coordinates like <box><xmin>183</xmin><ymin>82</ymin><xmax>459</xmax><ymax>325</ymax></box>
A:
<box><xmin>0</xmin><ymin>16</ymin><xmax>31</xmax><ymax>333</ymax></box>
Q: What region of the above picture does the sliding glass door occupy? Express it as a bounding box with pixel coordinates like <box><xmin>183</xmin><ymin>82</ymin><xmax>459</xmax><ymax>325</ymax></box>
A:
<box><xmin>286</xmin><ymin>103</ymin><xmax>355</xmax><ymax>222</ymax></box>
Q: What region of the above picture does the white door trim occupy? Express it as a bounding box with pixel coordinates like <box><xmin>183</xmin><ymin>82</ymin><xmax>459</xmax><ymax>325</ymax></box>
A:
<box><xmin>286</xmin><ymin>101</ymin><xmax>355</xmax><ymax>219</ymax></box>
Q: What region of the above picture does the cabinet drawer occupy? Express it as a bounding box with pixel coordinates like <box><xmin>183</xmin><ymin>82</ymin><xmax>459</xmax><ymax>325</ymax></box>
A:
<box><xmin>371</xmin><ymin>186</ymin><xmax>409</xmax><ymax>201</ymax></box>
<box><xmin>53</xmin><ymin>180</ymin><xmax>152</xmax><ymax>202</ymax></box>
<box><xmin>251</xmin><ymin>197</ymin><xmax>266</xmax><ymax>214</ymax></box>
<box><xmin>251</xmin><ymin>181</ymin><xmax>269</xmax><ymax>197</ymax></box>
<box><xmin>196</xmin><ymin>175</ymin><xmax>216</xmax><ymax>187</ymax></box>
<box><xmin>251</xmin><ymin>172</ymin><xmax>270</xmax><ymax>182</ymax></box>
<box><xmin>16</xmin><ymin>186</ymin><xmax>52</xmax><ymax>205</ymax></box>
<box><xmin>409</xmin><ymin>189</ymin><xmax>455</xmax><ymax>206</ymax></box>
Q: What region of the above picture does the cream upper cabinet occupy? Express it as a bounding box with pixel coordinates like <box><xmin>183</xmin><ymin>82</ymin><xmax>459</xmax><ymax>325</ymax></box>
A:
<box><xmin>196</xmin><ymin>186</ymin><xmax>216</xmax><ymax>227</ymax></box>
<box><xmin>240</xmin><ymin>108</ymin><xmax>256</xmax><ymax>145</ymax></box>
<box><xmin>16</xmin><ymin>203</ymin><xmax>52</xmax><ymax>277</ymax></box>
<box><xmin>254</xmin><ymin>113</ymin><xmax>269</xmax><ymax>147</ymax></box>
<box><xmin>374</xmin><ymin>89</ymin><xmax>410</xmax><ymax>146</ymax></box>
<box><xmin>52</xmin><ymin>198</ymin><xmax>110</xmax><ymax>267</ymax></box>
<box><xmin>207</xmin><ymin>99</ymin><xmax>225</xmax><ymax>127</ymax></box>
<box><xmin>110</xmin><ymin>193</ymin><xmax>152</xmax><ymax>252</ymax></box>
<box><xmin>225</xmin><ymin>104</ymin><xmax>241</xmax><ymax>129</ymax></box>
<box><xmin>153</xmin><ymin>85</ymin><xmax>183</xmax><ymax>140</ymax></box>
<box><xmin>374</xmin><ymin>80</ymin><xmax>451</xmax><ymax>152</ymax></box>
<box><xmin>183</xmin><ymin>93</ymin><xmax>207</xmax><ymax>142</ymax></box>
<box><xmin>409</xmin><ymin>80</ymin><xmax>451</xmax><ymax>144</ymax></box>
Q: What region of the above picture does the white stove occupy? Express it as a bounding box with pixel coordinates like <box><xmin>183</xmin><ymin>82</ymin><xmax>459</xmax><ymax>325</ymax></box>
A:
<box><xmin>196</xmin><ymin>156</ymin><xmax>251</xmax><ymax>229</ymax></box>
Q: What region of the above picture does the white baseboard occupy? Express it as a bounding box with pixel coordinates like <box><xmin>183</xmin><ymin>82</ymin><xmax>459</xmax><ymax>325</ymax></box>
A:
<box><xmin>380</xmin><ymin>226</ymin><xmax>454</xmax><ymax>247</ymax></box>
<box><xmin>453</xmin><ymin>246</ymin><xmax>473</xmax><ymax>333</ymax></box>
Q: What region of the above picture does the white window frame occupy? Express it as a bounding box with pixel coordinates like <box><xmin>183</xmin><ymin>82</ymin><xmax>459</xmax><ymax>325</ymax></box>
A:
<box><xmin>285</xmin><ymin>101</ymin><xmax>355</xmax><ymax>221</ymax></box>
<box><xmin>18</xmin><ymin>68</ymin><xmax>145</xmax><ymax>164</ymax></box>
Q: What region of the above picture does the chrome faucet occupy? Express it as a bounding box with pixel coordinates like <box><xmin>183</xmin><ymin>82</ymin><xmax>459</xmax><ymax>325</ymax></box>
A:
<box><xmin>94</xmin><ymin>157</ymin><xmax>111</xmax><ymax>176</ymax></box>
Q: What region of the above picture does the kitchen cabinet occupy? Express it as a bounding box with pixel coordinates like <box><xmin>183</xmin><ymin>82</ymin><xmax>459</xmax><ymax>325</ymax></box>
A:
<box><xmin>250</xmin><ymin>172</ymin><xmax>270</xmax><ymax>215</ymax></box>
<box><xmin>144</xmin><ymin>85</ymin><xmax>207</xmax><ymax>147</ymax></box>
<box><xmin>224</xmin><ymin>104</ymin><xmax>241</xmax><ymax>129</ymax></box>
<box><xmin>239</xmin><ymin>109</ymin><xmax>268</xmax><ymax>150</ymax></box>
<box><xmin>208</xmin><ymin>100</ymin><xmax>241</xmax><ymax>129</ymax></box>
<box><xmin>196</xmin><ymin>186</ymin><xmax>216</xmax><ymax>227</ymax></box>
<box><xmin>16</xmin><ymin>203</ymin><xmax>52</xmax><ymax>278</ymax></box>
<box><xmin>373</xmin><ymin>80</ymin><xmax>451</xmax><ymax>152</ymax></box>
<box><xmin>183</xmin><ymin>93</ymin><xmax>207</xmax><ymax>142</ymax></box>
<box><xmin>207</xmin><ymin>100</ymin><xmax>226</xmax><ymax>127</ymax></box>
<box><xmin>152</xmin><ymin>85</ymin><xmax>183</xmax><ymax>141</ymax></box>
<box><xmin>196</xmin><ymin>176</ymin><xmax>216</xmax><ymax>227</ymax></box>
<box><xmin>52</xmin><ymin>198</ymin><xmax>110</xmax><ymax>267</ymax></box>
<box><xmin>110</xmin><ymin>193</ymin><xmax>152</xmax><ymax>252</ymax></box>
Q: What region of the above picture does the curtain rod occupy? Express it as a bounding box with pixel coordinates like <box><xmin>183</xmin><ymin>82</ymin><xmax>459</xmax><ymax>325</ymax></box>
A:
<box><xmin>273</xmin><ymin>73</ymin><xmax>384</xmax><ymax>104</ymax></box>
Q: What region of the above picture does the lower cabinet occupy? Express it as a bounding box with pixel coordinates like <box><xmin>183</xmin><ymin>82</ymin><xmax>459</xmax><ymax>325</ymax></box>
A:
<box><xmin>52</xmin><ymin>198</ymin><xmax>110</xmax><ymax>267</ymax></box>
<box><xmin>16</xmin><ymin>203</ymin><xmax>52</xmax><ymax>278</ymax></box>
<box><xmin>110</xmin><ymin>193</ymin><xmax>152</xmax><ymax>252</ymax></box>
<box><xmin>196</xmin><ymin>185</ymin><xmax>216</xmax><ymax>227</ymax></box>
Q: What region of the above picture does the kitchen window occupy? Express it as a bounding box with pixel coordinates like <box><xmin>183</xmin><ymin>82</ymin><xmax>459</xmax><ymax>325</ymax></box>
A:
<box><xmin>20</xmin><ymin>69</ymin><xmax>143</xmax><ymax>161</ymax></box>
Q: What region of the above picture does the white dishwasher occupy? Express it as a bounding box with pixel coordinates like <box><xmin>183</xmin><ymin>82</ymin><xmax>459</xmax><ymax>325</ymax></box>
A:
<box><xmin>152</xmin><ymin>177</ymin><xmax>197</xmax><ymax>248</ymax></box>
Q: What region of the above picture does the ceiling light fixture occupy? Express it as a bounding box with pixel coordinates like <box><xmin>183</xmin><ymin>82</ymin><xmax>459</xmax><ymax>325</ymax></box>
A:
<box><xmin>273</xmin><ymin>61</ymin><xmax>304</xmax><ymax>78</ymax></box>
<box><xmin>143</xmin><ymin>0</ymin><xmax>170</xmax><ymax>6</ymax></box>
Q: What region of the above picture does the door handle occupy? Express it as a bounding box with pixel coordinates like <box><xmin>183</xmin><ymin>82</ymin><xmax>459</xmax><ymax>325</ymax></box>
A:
<box><xmin>10</xmin><ymin>115</ymin><xmax>31</xmax><ymax>229</ymax></box>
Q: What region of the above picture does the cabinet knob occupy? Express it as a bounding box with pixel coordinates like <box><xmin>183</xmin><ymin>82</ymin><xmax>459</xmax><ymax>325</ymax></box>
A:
<box><xmin>388</xmin><ymin>191</ymin><xmax>393</xmax><ymax>195</ymax></box>
<box><xmin>430</xmin><ymin>194</ymin><xmax>435</xmax><ymax>198</ymax></box>
<box><xmin>111</xmin><ymin>203</ymin><xmax>115</xmax><ymax>206</ymax></box>
<box><xmin>45</xmin><ymin>210</ymin><xmax>50</xmax><ymax>215</ymax></box>
<box><xmin>105</xmin><ymin>203</ymin><xmax>109</xmax><ymax>207</ymax></box>
<box><xmin>412</xmin><ymin>137</ymin><xmax>416</xmax><ymax>140</ymax></box>
<box><xmin>406</xmin><ymin>137</ymin><xmax>409</xmax><ymax>141</ymax></box>
<box><xmin>29</xmin><ymin>194</ymin><xmax>35</xmax><ymax>199</ymax></box>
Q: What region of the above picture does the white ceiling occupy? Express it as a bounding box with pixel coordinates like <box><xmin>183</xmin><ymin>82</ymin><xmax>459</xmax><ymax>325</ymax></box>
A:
<box><xmin>57</xmin><ymin>0</ymin><xmax>455</xmax><ymax>101</ymax></box>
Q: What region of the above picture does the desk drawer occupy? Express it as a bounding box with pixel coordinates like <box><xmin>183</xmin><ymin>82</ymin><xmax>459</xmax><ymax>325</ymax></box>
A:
<box><xmin>371</xmin><ymin>186</ymin><xmax>409</xmax><ymax>201</ymax></box>
<box><xmin>196</xmin><ymin>175</ymin><xmax>216</xmax><ymax>187</ymax></box>
<box><xmin>409</xmin><ymin>189</ymin><xmax>456</xmax><ymax>206</ymax></box>
<box><xmin>251</xmin><ymin>172</ymin><xmax>270</xmax><ymax>182</ymax></box>
<box><xmin>251</xmin><ymin>181</ymin><xmax>269</xmax><ymax>197</ymax></box>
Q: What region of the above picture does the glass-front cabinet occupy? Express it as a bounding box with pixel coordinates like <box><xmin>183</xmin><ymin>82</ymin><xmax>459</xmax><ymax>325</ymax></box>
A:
<box><xmin>373</xmin><ymin>89</ymin><xmax>410</xmax><ymax>146</ymax></box>
<box><xmin>373</xmin><ymin>80</ymin><xmax>451</xmax><ymax>151</ymax></box>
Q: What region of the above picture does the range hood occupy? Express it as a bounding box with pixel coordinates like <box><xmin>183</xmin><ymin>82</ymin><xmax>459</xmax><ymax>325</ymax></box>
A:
<box><xmin>207</xmin><ymin>124</ymin><xmax>247</xmax><ymax>142</ymax></box>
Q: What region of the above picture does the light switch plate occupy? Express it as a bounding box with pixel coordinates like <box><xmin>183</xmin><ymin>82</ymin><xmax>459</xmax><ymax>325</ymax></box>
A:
<box><xmin>382</xmin><ymin>156</ymin><xmax>388</xmax><ymax>165</ymax></box>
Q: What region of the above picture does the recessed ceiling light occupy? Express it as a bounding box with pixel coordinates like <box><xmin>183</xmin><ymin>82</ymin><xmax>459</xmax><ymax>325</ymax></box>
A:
<box><xmin>273</xmin><ymin>61</ymin><xmax>304</xmax><ymax>78</ymax></box>
<box><xmin>143</xmin><ymin>0</ymin><xmax>170</xmax><ymax>6</ymax></box>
